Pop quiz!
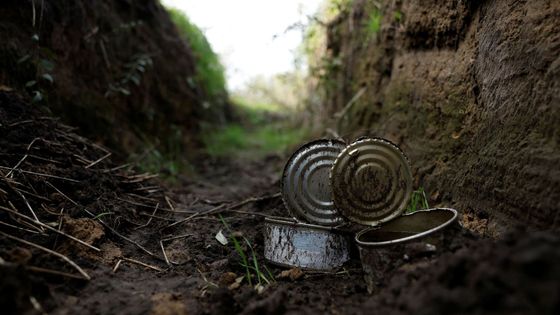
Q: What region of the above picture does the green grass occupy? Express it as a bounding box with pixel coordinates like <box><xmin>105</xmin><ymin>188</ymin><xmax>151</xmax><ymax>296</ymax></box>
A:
<box><xmin>219</xmin><ymin>215</ymin><xmax>274</xmax><ymax>287</ymax></box>
<box><xmin>167</xmin><ymin>8</ymin><xmax>226</xmax><ymax>104</ymax></box>
<box><xmin>406</xmin><ymin>187</ymin><xmax>430</xmax><ymax>214</ymax></box>
<box><xmin>202</xmin><ymin>98</ymin><xmax>308</xmax><ymax>159</ymax></box>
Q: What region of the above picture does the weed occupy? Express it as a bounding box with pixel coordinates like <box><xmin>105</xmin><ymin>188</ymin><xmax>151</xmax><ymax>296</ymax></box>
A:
<box><xmin>219</xmin><ymin>215</ymin><xmax>274</xmax><ymax>287</ymax></box>
<box><xmin>406</xmin><ymin>187</ymin><xmax>430</xmax><ymax>213</ymax></box>
<box><xmin>366</xmin><ymin>10</ymin><xmax>382</xmax><ymax>36</ymax></box>
<box><xmin>393</xmin><ymin>10</ymin><xmax>403</xmax><ymax>23</ymax></box>
<box><xmin>105</xmin><ymin>54</ymin><xmax>153</xmax><ymax>97</ymax></box>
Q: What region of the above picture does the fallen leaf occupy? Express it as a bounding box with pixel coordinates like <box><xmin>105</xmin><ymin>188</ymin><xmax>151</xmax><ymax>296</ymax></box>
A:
<box><xmin>278</xmin><ymin>267</ymin><xmax>304</xmax><ymax>281</ymax></box>
<box><xmin>215</xmin><ymin>230</ymin><xmax>228</xmax><ymax>245</ymax></box>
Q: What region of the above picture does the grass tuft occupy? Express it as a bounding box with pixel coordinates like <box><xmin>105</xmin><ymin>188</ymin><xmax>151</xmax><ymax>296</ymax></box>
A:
<box><xmin>406</xmin><ymin>187</ymin><xmax>430</xmax><ymax>214</ymax></box>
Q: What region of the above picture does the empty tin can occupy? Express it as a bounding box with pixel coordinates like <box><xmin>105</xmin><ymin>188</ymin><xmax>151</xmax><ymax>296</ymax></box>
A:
<box><xmin>282</xmin><ymin>139</ymin><xmax>347</xmax><ymax>226</ymax></box>
<box><xmin>355</xmin><ymin>208</ymin><xmax>459</xmax><ymax>293</ymax></box>
<box><xmin>264</xmin><ymin>218</ymin><xmax>351</xmax><ymax>270</ymax></box>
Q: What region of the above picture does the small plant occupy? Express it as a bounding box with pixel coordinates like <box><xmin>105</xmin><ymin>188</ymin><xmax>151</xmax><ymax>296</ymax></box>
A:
<box><xmin>406</xmin><ymin>187</ymin><xmax>430</xmax><ymax>213</ymax></box>
<box><xmin>366</xmin><ymin>10</ymin><xmax>382</xmax><ymax>36</ymax></box>
<box><xmin>105</xmin><ymin>54</ymin><xmax>153</xmax><ymax>97</ymax></box>
<box><xmin>219</xmin><ymin>215</ymin><xmax>274</xmax><ymax>288</ymax></box>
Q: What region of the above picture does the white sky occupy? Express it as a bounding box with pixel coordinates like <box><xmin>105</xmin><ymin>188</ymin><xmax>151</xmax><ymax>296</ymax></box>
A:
<box><xmin>162</xmin><ymin>0</ymin><xmax>322</xmax><ymax>91</ymax></box>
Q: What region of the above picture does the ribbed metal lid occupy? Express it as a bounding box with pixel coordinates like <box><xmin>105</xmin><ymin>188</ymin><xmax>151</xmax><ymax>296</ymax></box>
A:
<box><xmin>282</xmin><ymin>139</ymin><xmax>346</xmax><ymax>226</ymax></box>
<box><xmin>330</xmin><ymin>137</ymin><xmax>412</xmax><ymax>226</ymax></box>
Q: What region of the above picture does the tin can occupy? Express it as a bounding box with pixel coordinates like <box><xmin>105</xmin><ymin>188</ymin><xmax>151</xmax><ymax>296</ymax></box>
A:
<box><xmin>355</xmin><ymin>208</ymin><xmax>459</xmax><ymax>293</ymax></box>
<box><xmin>264</xmin><ymin>218</ymin><xmax>351</xmax><ymax>270</ymax></box>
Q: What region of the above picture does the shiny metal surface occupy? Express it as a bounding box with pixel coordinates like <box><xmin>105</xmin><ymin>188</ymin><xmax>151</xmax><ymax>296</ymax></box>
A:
<box><xmin>264</xmin><ymin>218</ymin><xmax>350</xmax><ymax>270</ymax></box>
<box><xmin>355</xmin><ymin>208</ymin><xmax>459</xmax><ymax>293</ymax></box>
<box><xmin>330</xmin><ymin>137</ymin><xmax>413</xmax><ymax>226</ymax></box>
<box><xmin>282</xmin><ymin>139</ymin><xmax>346</xmax><ymax>226</ymax></box>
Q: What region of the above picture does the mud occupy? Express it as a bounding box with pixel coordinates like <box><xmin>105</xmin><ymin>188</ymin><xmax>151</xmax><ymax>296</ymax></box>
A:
<box><xmin>1</xmin><ymin>92</ymin><xmax>559</xmax><ymax>314</ymax></box>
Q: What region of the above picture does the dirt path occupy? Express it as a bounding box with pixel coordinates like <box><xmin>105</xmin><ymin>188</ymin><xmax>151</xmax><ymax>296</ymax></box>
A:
<box><xmin>1</xmin><ymin>92</ymin><xmax>559</xmax><ymax>315</ymax></box>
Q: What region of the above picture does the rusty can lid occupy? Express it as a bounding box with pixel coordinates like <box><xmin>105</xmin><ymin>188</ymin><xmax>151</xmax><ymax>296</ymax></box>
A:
<box><xmin>282</xmin><ymin>139</ymin><xmax>347</xmax><ymax>226</ymax></box>
<box><xmin>330</xmin><ymin>137</ymin><xmax>413</xmax><ymax>226</ymax></box>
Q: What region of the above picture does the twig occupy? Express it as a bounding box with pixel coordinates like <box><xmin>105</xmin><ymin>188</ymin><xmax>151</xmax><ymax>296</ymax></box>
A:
<box><xmin>112</xmin><ymin>259</ymin><xmax>122</xmax><ymax>273</ymax></box>
<box><xmin>0</xmin><ymin>205</ymin><xmax>100</xmax><ymax>252</ymax></box>
<box><xmin>160</xmin><ymin>241</ymin><xmax>171</xmax><ymax>266</ymax></box>
<box><xmin>161</xmin><ymin>233</ymin><xmax>194</xmax><ymax>242</ymax></box>
<box><xmin>17</xmin><ymin>190</ymin><xmax>42</xmax><ymax>226</ymax></box>
<box><xmin>45</xmin><ymin>181</ymin><xmax>79</xmax><ymax>206</ymax></box>
<box><xmin>85</xmin><ymin>152</ymin><xmax>111</xmax><ymax>169</ymax></box>
<box><xmin>0</xmin><ymin>219</ymin><xmax>41</xmax><ymax>234</ymax></box>
<box><xmin>0</xmin><ymin>166</ymin><xmax>80</xmax><ymax>183</ymax></box>
<box><xmin>133</xmin><ymin>203</ymin><xmax>159</xmax><ymax>230</ymax></box>
<box><xmin>102</xmin><ymin>163</ymin><xmax>131</xmax><ymax>173</ymax></box>
<box><xmin>27</xmin><ymin>265</ymin><xmax>86</xmax><ymax>280</ymax></box>
<box><xmin>139</xmin><ymin>213</ymin><xmax>174</xmax><ymax>221</ymax></box>
<box><xmin>5</xmin><ymin>137</ymin><xmax>40</xmax><ymax>177</ymax></box>
<box><xmin>0</xmin><ymin>231</ymin><xmax>90</xmax><ymax>280</ymax></box>
<box><xmin>164</xmin><ymin>204</ymin><xmax>226</xmax><ymax>229</ymax></box>
<box><xmin>116</xmin><ymin>197</ymin><xmax>171</xmax><ymax>211</ymax></box>
<box><xmin>123</xmin><ymin>257</ymin><xmax>162</xmax><ymax>272</ymax></box>
<box><xmin>165</xmin><ymin>196</ymin><xmax>175</xmax><ymax>212</ymax></box>
<box><xmin>83</xmin><ymin>208</ymin><xmax>156</xmax><ymax>257</ymax></box>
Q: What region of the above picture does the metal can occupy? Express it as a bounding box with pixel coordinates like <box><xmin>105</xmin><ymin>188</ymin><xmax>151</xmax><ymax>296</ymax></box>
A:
<box><xmin>263</xmin><ymin>218</ymin><xmax>351</xmax><ymax>270</ymax></box>
<box><xmin>355</xmin><ymin>208</ymin><xmax>459</xmax><ymax>293</ymax></box>
<box><xmin>282</xmin><ymin>139</ymin><xmax>347</xmax><ymax>226</ymax></box>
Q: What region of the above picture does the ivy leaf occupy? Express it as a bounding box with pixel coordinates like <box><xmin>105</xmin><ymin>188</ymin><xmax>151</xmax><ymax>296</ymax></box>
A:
<box><xmin>17</xmin><ymin>54</ymin><xmax>31</xmax><ymax>64</ymax></box>
<box><xmin>41</xmin><ymin>73</ymin><xmax>54</xmax><ymax>84</ymax></box>
<box><xmin>32</xmin><ymin>91</ymin><xmax>42</xmax><ymax>102</ymax></box>
<box><xmin>39</xmin><ymin>59</ymin><xmax>55</xmax><ymax>72</ymax></box>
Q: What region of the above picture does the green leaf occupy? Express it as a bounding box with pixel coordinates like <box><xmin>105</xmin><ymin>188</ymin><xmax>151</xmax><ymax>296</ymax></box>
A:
<box><xmin>41</xmin><ymin>73</ymin><xmax>54</xmax><ymax>84</ymax></box>
<box><xmin>39</xmin><ymin>59</ymin><xmax>55</xmax><ymax>72</ymax></box>
<box><xmin>32</xmin><ymin>91</ymin><xmax>42</xmax><ymax>102</ymax></box>
<box><xmin>17</xmin><ymin>54</ymin><xmax>31</xmax><ymax>64</ymax></box>
<box><xmin>25</xmin><ymin>80</ymin><xmax>37</xmax><ymax>87</ymax></box>
<box><xmin>31</xmin><ymin>34</ymin><xmax>39</xmax><ymax>41</ymax></box>
<box><xmin>129</xmin><ymin>74</ymin><xmax>140</xmax><ymax>85</ymax></box>
<box><xmin>119</xmin><ymin>87</ymin><xmax>130</xmax><ymax>95</ymax></box>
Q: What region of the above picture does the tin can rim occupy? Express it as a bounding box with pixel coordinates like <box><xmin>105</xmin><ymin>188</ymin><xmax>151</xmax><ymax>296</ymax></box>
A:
<box><xmin>354</xmin><ymin>208</ymin><xmax>458</xmax><ymax>247</ymax></box>
<box><xmin>264</xmin><ymin>217</ymin><xmax>337</xmax><ymax>232</ymax></box>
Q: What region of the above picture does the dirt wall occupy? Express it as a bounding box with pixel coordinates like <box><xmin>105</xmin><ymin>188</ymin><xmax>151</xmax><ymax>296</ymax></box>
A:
<box><xmin>322</xmin><ymin>0</ymin><xmax>560</xmax><ymax>232</ymax></box>
<box><xmin>0</xmin><ymin>0</ymin><xmax>229</xmax><ymax>156</ymax></box>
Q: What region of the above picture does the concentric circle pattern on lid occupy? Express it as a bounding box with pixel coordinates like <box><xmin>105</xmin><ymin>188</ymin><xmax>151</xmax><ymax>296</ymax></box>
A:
<box><xmin>330</xmin><ymin>137</ymin><xmax>413</xmax><ymax>226</ymax></box>
<box><xmin>282</xmin><ymin>139</ymin><xmax>347</xmax><ymax>226</ymax></box>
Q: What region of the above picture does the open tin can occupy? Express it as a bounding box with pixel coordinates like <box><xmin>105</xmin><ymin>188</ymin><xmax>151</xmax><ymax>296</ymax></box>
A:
<box><xmin>330</xmin><ymin>137</ymin><xmax>460</xmax><ymax>292</ymax></box>
<box><xmin>264</xmin><ymin>218</ymin><xmax>350</xmax><ymax>270</ymax></box>
<box><xmin>355</xmin><ymin>208</ymin><xmax>458</xmax><ymax>293</ymax></box>
<box><xmin>264</xmin><ymin>139</ymin><xmax>351</xmax><ymax>270</ymax></box>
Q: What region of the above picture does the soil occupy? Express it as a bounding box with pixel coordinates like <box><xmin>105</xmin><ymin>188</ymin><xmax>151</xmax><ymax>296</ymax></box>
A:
<box><xmin>1</xmin><ymin>92</ymin><xmax>559</xmax><ymax>315</ymax></box>
<box><xmin>0</xmin><ymin>0</ymin><xmax>230</xmax><ymax>156</ymax></box>
<box><xmin>321</xmin><ymin>0</ymin><xmax>560</xmax><ymax>233</ymax></box>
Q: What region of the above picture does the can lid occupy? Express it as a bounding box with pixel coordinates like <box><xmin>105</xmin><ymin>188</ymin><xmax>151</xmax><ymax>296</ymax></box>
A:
<box><xmin>282</xmin><ymin>139</ymin><xmax>347</xmax><ymax>226</ymax></box>
<box><xmin>330</xmin><ymin>137</ymin><xmax>413</xmax><ymax>226</ymax></box>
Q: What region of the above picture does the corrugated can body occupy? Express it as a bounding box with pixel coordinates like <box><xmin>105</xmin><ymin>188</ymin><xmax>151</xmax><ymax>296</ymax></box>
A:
<box><xmin>264</xmin><ymin>219</ymin><xmax>350</xmax><ymax>270</ymax></box>
<box><xmin>355</xmin><ymin>208</ymin><xmax>458</xmax><ymax>293</ymax></box>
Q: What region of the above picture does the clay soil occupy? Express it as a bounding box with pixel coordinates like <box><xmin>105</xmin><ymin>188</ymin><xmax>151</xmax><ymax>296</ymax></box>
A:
<box><xmin>1</xmin><ymin>92</ymin><xmax>559</xmax><ymax>315</ymax></box>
